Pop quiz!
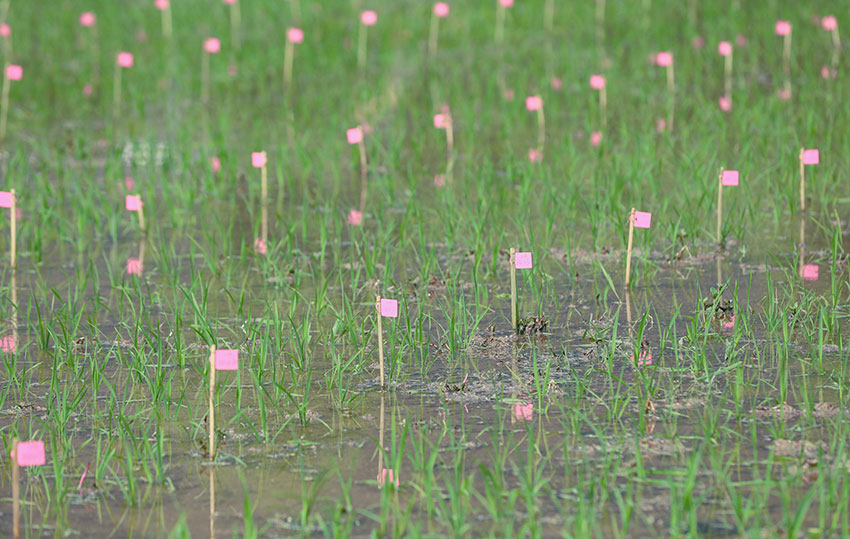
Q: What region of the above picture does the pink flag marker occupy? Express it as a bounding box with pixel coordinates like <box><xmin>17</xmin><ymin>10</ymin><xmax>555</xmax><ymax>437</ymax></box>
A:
<box><xmin>433</xmin><ymin>113</ymin><xmax>450</xmax><ymax>129</ymax></box>
<box><xmin>377</xmin><ymin>468</ymin><xmax>399</xmax><ymax>487</ymax></box>
<box><xmin>633</xmin><ymin>211</ymin><xmax>652</xmax><ymax>228</ymax></box>
<box><xmin>801</xmin><ymin>264</ymin><xmax>819</xmax><ymax>281</ymax></box>
<box><xmin>513</xmin><ymin>401</ymin><xmax>533</xmax><ymax>421</ymax></box>
<box><xmin>514</xmin><ymin>251</ymin><xmax>533</xmax><ymax>269</ymax></box>
<box><xmin>528</xmin><ymin>148</ymin><xmax>542</xmax><ymax>162</ymax></box>
<box><xmin>287</xmin><ymin>28</ymin><xmax>304</xmax><ymax>44</ymax></box>
<box><xmin>802</xmin><ymin>149</ymin><xmax>819</xmax><ymax>165</ymax></box>
<box><xmin>721</xmin><ymin>170</ymin><xmax>739</xmax><ymax>186</ymax></box>
<box><xmin>0</xmin><ymin>24</ymin><xmax>9</xmax><ymax>38</ymax></box>
<box><xmin>125</xmin><ymin>195</ymin><xmax>142</xmax><ymax>211</ymax></box>
<box><xmin>433</xmin><ymin>174</ymin><xmax>446</xmax><ymax>187</ymax></box>
<box><xmin>380</xmin><ymin>298</ymin><xmax>398</xmax><ymax>318</ymax></box>
<box><xmin>80</xmin><ymin>12</ymin><xmax>96</xmax><ymax>27</ymax></box>
<box><xmin>718</xmin><ymin>96</ymin><xmax>732</xmax><ymax>111</ymax></box>
<box><xmin>117</xmin><ymin>52</ymin><xmax>134</xmax><ymax>68</ymax></box>
<box><xmin>214</xmin><ymin>349</ymin><xmax>239</xmax><ymax>370</ymax></box>
<box><xmin>5</xmin><ymin>65</ymin><xmax>22</xmax><ymax>81</ymax></box>
<box><xmin>210</xmin><ymin>156</ymin><xmax>221</xmax><ymax>173</ymax></box>
<box><xmin>655</xmin><ymin>51</ymin><xmax>673</xmax><ymax>66</ymax></box>
<box><xmin>434</xmin><ymin>2</ymin><xmax>450</xmax><ymax>17</ymax></box>
<box><xmin>0</xmin><ymin>191</ymin><xmax>12</xmax><ymax>208</ymax></box>
<box><xmin>253</xmin><ymin>237</ymin><xmax>267</xmax><ymax>254</ymax></box>
<box><xmin>204</xmin><ymin>38</ymin><xmax>221</xmax><ymax>54</ymax></box>
<box><xmin>0</xmin><ymin>335</ymin><xmax>15</xmax><ymax>353</ymax></box>
<box><xmin>347</xmin><ymin>209</ymin><xmax>362</xmax><ymax>226</ymax></box>
<box><xmin>590</xmin><ymin>131</ymin><xmax>603</xmax><ymax>146</ymax></box>
<box><xmin>251</xmin><ymin>151</ymin><xmax>267</xmax><ymax>168</ymax></box>
<box><xmin>499</xmin><ymin>0</ymin><xmax>513</xmax><ymax>7</ymax></box>
<box><xmin>13</xmin><ymin>441</ymin><xmax>45</xmax><ymax>466</ymax></box>
<box><xmin>589</xmin><ymin>74</ymin><xmax>606</xmax><ymax>90</ymax></box>
<box><xmin>155</xmin><ymin>0</ymin><xmax>169</xmax><ymax>9</ymax></box>
<box><xmin>637</xmin><ymin>350</ymin><xmax>653</xmax><ymax>367</ymax></box>
<box><xmin>775</xmin><ymin>20</ymin><xmax>791</xmax><ymax>36</ymax></box>
<box><xmin>223</xmin><ymin>0</ymin><xmax>237</xmax><ymax>4</ymax></box>
<box><xmin>346</xmin><ymin>127</ymin><xmax>363</xmax><ymax>145</ymax></box>
<box><xmin>822</xmin><ymin>16</ymin><xmax>837</xmax><ymax>31</ymax></box>
<box><xmin>718</xmin><ymin>41</ymin><xmax>733</xmax><ymax>56</ymax></box>
<box><xmin>126</xmin><ymin>258</ymin><xmax>142</xmax><ymax>275</ymax></box>
<box><xmin>525</xmin><ymin>96</ymin><xmax>542</xmax><ymax>111</ymax></box>
<box><xmin>361</xmin><ymin>10</ymin><xmax>378</xmax><ymax>26</ymax></box>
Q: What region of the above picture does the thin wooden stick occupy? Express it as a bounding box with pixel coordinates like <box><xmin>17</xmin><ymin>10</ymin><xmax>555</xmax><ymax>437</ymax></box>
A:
<box><xmin>782</xmin><ymin>33</ymin><xmax>791</xmax><ymax>97</ymax></box>
<box><xmin>599</xmin><ymin>85</ymin><xmax>607</xmax><ymax>129</ymax></box>
<box><xmin>284</xmin><ymin>40</ymin><xmax>294</xmax><ymax>89</ymax></box>
<box><xmin>717</xmin><ymin>168</ymin><xmax>724</xmax><ymax>246</ymax></box>
<box><xmin>358</xmin><ymin>141</ymin><xmax>368</xmax><ymax>213</ymax></box>
<box><xmin>209</xmin><ymin>466</ymin><xmax>215</xmax><ymax>539</ymax></box>
<box><xmin>12</xmin><ymin>437</ymin><xmax>19</xmax><ymax>539</ymax></box>
<box><xmin>161</xmin><ymin>5</ymin><xmax>172</xmax><ymax>40</ymax></box>
<box><xmin>137</xmin><ymin>199</ymin><xmax>146</xmax><ymax>234</ymax></box>
<box><xmin>260</xmin><ymin>165</ymin><xmax>268</xmax><ymax>247</ymax></box>
<box><xmin>799</xmin><ymin>147</ymin><xmax>805</xmax><ymax>213</ymax></box>
<box><xmin>445</xmin><ymin>120</ymin><xmax>454</xmax><ymax>185</ymax></box>
<box><xmin>510</xmin><ymin>248</ymin><xmax>517</xmax><ymax>331</ymax></box>
<box><xmin>376</xmin><ymin>295</ymin><xmax>385</xmax><ymax>389</ymax></box>
<box><xmin>208</xmin><ymin>345</ymin><xmax>215</xmax><ymax>459</ymax></box>
<box><xmin>625</xmin><ymin>208</ymin><xmax>635</xmax><ymax>288</ymax></box>
<box><xmin>666</xmin><ymin>63</ymin><xmax>675</xmax><ymax>131</ymax></box>
<box><xmin>10</xmin><ymin>188</ymin><xmax>15</xmax><ymax>269</ymax></box>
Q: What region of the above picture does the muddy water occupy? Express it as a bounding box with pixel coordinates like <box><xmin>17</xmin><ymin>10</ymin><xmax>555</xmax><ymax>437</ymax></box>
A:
<box><xmin>0</xmin><ymin>212</ymin><xmax>847</xmax><ymax>537</ymax></box>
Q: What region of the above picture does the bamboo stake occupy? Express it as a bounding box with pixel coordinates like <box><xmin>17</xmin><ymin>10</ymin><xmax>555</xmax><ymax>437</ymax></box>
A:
<box><xmin>510</xmin><ymin>248</ymin><xmax>517</xmax><ymax>331</ymax></box>
<box><xmin>376</xmin><ymin>295</ymin><xmax>385</xmax><ymax>389</ymax></box>
<box><xmin>12</xmin><ymin>437</ymin><xmax>19</xmax><ymax>539</ymax></box>
<box><xmin>625</xmin><ymin>208</ymin><xmax>635</xmax><ymax>288</ymax></box>
<box><xmin>208</xmin><ymin>345</ymin><xmax>216</xmax><ymax>459</ymax></box>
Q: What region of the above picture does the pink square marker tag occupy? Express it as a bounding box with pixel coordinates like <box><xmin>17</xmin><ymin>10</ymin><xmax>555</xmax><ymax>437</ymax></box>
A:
<box><xmin>155</xmin><ymin>0</ymin><xmax>170</xmax><ymax>10</ymax></box>
<box><xmin>0</xmin><ymin>335</ymin><xmax>15</xmax><ymax>353</ymax></box>
<box><xmin>5</xmin><ymin>64</ymin><xmax>22</xmax><ymax>81</ymax></box>
<box><xmin>214</xmin><ymin>349</ymin><xmax>239</xmax><ymax>370</ymax></box>
<box><xmin>117</xmin><ymin>52</ymin><xmax>134</xmax><ymax>68</ymax></box>
<box><xmin>655</xmin><ymin>51</ymin><xmax>673</xmax><ymax>67</ymax></box>
<box><xmin>589</xmin><ymin>74</ymin><xmax>606</xmax><ymax>90</ymax></box>
<box><xmin>513</xmin><ymin>402</ymin><xmax>533</xmax><ymax>421</ymax></box>
<box><xmin>346</xmin><ymin>127</ymin><xmax>363</xmax><ymax>145</ymax></box>
<box><xmin>0</xmin><ymin>191</ymin><xmax>13</xmax><ymax>208</ymax></box>
<box><xmin>822</xmin><ymin>16</ymin><xmax>837</xmax><ymax>31</ymax></box>
<box><xmin>434</xmin><ymin>2</ymin><xmax>450</xmax><ymax>17</ymax></box>
<box><xmin>80</xmin><ymin>12</ymin><xmax>96</xmax><ymax>27</ymax></box>
<box><xmin>525</xmin><ymin>96</ymin><xmax>542</xmax><ymax>111</ymax></box>
<box><xmin>721</xmin><ymin>170</ymin><xmax>739</xmax><ymax>186</ymax></box>
<box><xmin>14</xmin><ymin>441</ymin><xmax>45</xmax><ymax>467</ymax></box>
<box><xmin>0</xmin><ymin>23</ymin><xmax>9</xmax><ymax>38</ymax></box>
<box><xmin>380</xmin><ymin>298</ymin><xmax>398</xmax><ymax>318</ymax></box>
<box><xmin>126</xmin><ymin>258</ymin><xmax>142</xmax><ymax>275</ymax></box>
<box><xmin>499</xmin><ymin>0</ymin><xmax>513</xmax><ymax>7</ymax></box>
<box><xmin>514</xmin><ymin>251</ymin><xmax>533</xmax><ymax>269</ymax></box>
<box><xmin>775</xmin><ymin>20</ymin><xmax>791</xmax><ymax>36</ymax></box>
<box><xmin>361</xmin><ymin>10</ymin><xmax>378</xmax><ymax>26</ymax></box>
<box><xmin>633</xmin><ymin>211</ymin><xmax>652</xmax><ymax>229</ymax></box>
<box><xmin>718</xmin><ymin>41</ymin><xmax>733</xmax><ymax>56</ymax></box>
<box><xmin>204</xmin><ymin>38</ymin><xmax>221</xmax><ymax>54</ymax></box>
<box><xmin>802</xmin><ymin>149</ymin><xmax>819</xmax><ymax>165</ymax></box>
<box><xmin>287</xmin><ymin>27</ymin><xmax>304</xmax><ymax>44</ymax></box>
<box><xmin>251</xmin><ymin>151</ymin><xmax>267</xmax><ymax>168</ymax></box>
<box><xmin>433</xmin><ymin>113</ymin><xmax>449</xmax><ymax>129</ymax></box>
<box><xmin>347</xmin><ymin>209</ymin><xmax>362</xmax><ymax>226</ymax></box>
<box><xmin>377</xmin><ymin>468</ymin><xmax>399</xmax><ymax>487</ymax></box>
<box><xmin>125</xmin><ymin>195</ymin><xmax>142</xmax><ymax>211</ymax></box>
<box><xmin>801</xmin><ymin>264</ymin><xmax>819</xmax><ymax>281</ymax></box>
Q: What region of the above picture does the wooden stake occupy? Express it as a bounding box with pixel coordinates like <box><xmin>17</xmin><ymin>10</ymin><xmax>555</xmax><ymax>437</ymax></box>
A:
<box><xmin>782</xmin><ymin>33</ymin><xmax>791</xmax><ymax>97</ymax></box>
<box><xmin>799</xmin><ymin>147</ymin><xmax>805</xmax><ymax>213</ymax></box>
<box><xmin>358</xmin><ymin>140</ymin><xmax>368</xmax><ymax>213</ymax></box>
<box><xmin>137</xmin><ymin>199</ymin><xmax>146</xmax><ymax>234</ymax></box>
<box><xmin>717</xmin><ymin>168</ymin><xmax>724</xmax><ymax>246</ymax></box>
<box><xmin>208</xmin><ymin>345</ymin><xmax>216</xmax><ymax>459</ymax></box>
<box><xmin>510</xmin><ymin>248</ymin><xmax>517</xmax><ymax>331</ymax></box>
<box><xmin>428</xmin><ymin>12</ymin><xmax>439</xmax><ymax>58</ymax></box>
<box><xmin>209</xmin><ymin>466</ymin><xmax>215</xmax><ymax>539</ymax></box>
<box><xmin>161</xmin><ymin>5</ymin><xmax>172</xmax><ymax>40</ymax></box>
<box><xmin>284</xmin><ymin>40</ymin><xmax>294</xmax><ymax>90</ymax></box>
<box><xmin>376</xmin><ymin>295</ymin><xmax>385</xmax><ymax>389</ymax></box>
<box><xmin>625</xmin><ymin>208</ymin><xmax>635</xmax><ymax>288</ymax></box>
<box><xmin>12</xmin><ymin>437</ymin><xmax>19</xmax><ymax>539</ymax></box>
<box><xmin>10</xmin><ymin>188</ymin><xmax>15</xmax><ymax>269</ymax></box>
<box><xmin>260</xmin><ymin>164</ymin><xmax>268</xmax><ymax>247</ymax></box>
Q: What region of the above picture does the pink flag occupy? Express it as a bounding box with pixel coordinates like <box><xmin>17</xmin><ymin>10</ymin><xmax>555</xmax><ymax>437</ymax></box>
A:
<box><xmin>0</xmin><ymin>335</ymin><xmax>15</xmax><ymax>353</ymax></box>
<box><xmin>514</xmin><ymin>251</ymin><xmax>532</xmax><ymax>269</ymax></box>
<box><xmin>801</xmin><ymin>264</ymin><xmax>819</xmax><ymax>281</ymax></box>
<box><xmin>287</xmin><ymin>28</ymin><xmax>304</xmax><ymax>44</ymax></box>
<box><xmin>637</xmin><ymin>350</ymin><xmax>653</xmax><ymax>366</ymax></box>
<box><xmin>380</xmin><ymin>298</ymin><xmax>398</xmax><ymax>317</ymax></box>
<box><xmin>589</xmin><ymin>74</ymin><xmax>606</xmax><ymax>90</ymax></box>
<box><xmin>433</xmin><ymin>174</ymin><xmax>446</xmax><ymax>187</ymax></box>
<box><xmin>126</xmin><ymin>258</ymin><xmax>142</xmax><ymax>275</ymax></box>
<box><xmin>0</xmin><ymin>191</ymin><xmax>12</xmax><ymax>208</ymax></box>
<box><xmin>80</xmin><ymin>12</ymin><xmax>96</xmax><ymax>27</ymax></box>
<box><xmin>117</xmin><ymin>52</ymin><xmax>134</xmax><ymax>68</ymax></box>
<box><xmin>5</xmin><ymin>64</ymin><xmax>22</xmax><ymax>81</ymax></box>
<box><xmin>499</xmin><ymin>0</ymin><xmax>513</xmax><ymax>7</ymax></box>
<box><xmin>251</xmin><ymin>151</ymin><xmax>267</xmax><ymax>168</ymax></box>
<box><xmin>125</xmin><ymin>195</ymin><xmax>142</xmax><ymax>211</ymax></box>
<box><xmin>154</xmin><ymin>0</ymin><xmax>169</xmax><ymax>10</ymax></box>
<box><xmin>525</xmin><ymin>96</ymin><xmax>542</xmax><ymax>111</ymax></box>
<box><xmin>822</xmin><ymin>16</ymin><xmax>837</xmax><ymax>31</ymax></box>
<box><xmin>434</xmin><ymin>2</ymin><xmax>450</xmax><ymax>17</ymax></box>
<box><xmin>346</xmin><ymin>127</ymin><xmax>363</xmax><ymax>145</ymax></box>
<box><xmin>214</xmin><ymin>349</ymin><xmax>239</xmax><ymax>370</ymax></box>
<box><xmin>513</xmin><ymin>402</ymin><xmax>533</xmax><ymax>421</ymax></box>
<box><xmin>204</xmin><ymin>38</ymin><xmax>221</xmax><ymax>54</ymax></box>
<box><xmin>223</xmin><ymin>0</ymin><xmax>237</xmax><ymax>4</ymax></box>
<box><xmin>347</xmin><ymin>209</ymin><xmax>362</xmax><ymax>226</ymax></box>
<box><xmin>433</xmin><ymin>113</ymin><xmax>450</xmax><ymax>129</ymax></box>
<box><xmin>721</xmin><ymin>170</ymin><xmax>739</xmax><ymax>186</ymax></box>
<box><xmin>13</xmin><ymin>441</ymin><xmax>45</xmax><ymax>467</ymax></box>
<box><xmin>802</xmin><ymin>149</ymin><xmax>819</xmax><ymax>165</ymax></box>
<box><xmin>0</xmin><ymin>23</ymin><xmax>9</xmax><ymax>38</ymax></box>
<box><xmin>211</xmin><ymin>156</ymin><xmax>221</xmax><ymax>173</ymax></box>
<box><xmin>253</xmin><ymin>237</ymin><xmax>267</xmax><ymax>254</ymax></box>
<box><xmin>775</xmin><ymin>20</ymin><xmax>791</xmax><ymax>36</ymax></box>
<box><xmin>361</xmin><ymin>10</ymin><xmax>378</xmax><ymax>26</ymax></box>
<box><xmin>377</xmin><ymin>468</ymin><xmax>399</xmax><ymax>487</ymax></box>
<box><xmin>633</xmin><ymin>211</ymin><xmax>652</xmax><ymax>229</ymax></box>
<box><xmin>655</xmin><ymin>51</ymin><xmax>673</xmax><ymax>66</ymax></box>
<box><xmin>718</xmin><ymin>96</ymin><xmax>732</xmax><ymax>111</ymax></box>
<box><xmin>718</xmin><ymin>41</ymin><xmax>733</xmax><ymax>56</ymax></box>
<box><xmin>590</xmin><ymin>131</ymin><xmax>603</xmax><ymax>146</ymax></box>
<box><xmin>528</xmin><ymin>148</ymin><xmax>542</xmax><ymax>162</ymax></box>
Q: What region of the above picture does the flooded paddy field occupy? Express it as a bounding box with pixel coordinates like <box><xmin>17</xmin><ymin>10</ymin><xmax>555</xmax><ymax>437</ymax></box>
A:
<box><xmin>2</xmin><ymin>0</ymin><xmax>850</xmax><ymax>537</ymax></box>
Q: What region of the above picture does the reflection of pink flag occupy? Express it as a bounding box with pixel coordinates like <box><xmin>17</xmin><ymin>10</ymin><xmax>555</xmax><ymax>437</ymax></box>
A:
<box><xmin>13</xmin><ymin>441</ymin><xmax>45</xmax><ymax>466</ymax></box>
<box><xmin>513</xmin><ymin>402</ymin><xmax>533</xmax><ymax>420</ymax></box>
<box><xmin>380</xmin><ymin>298</ymin><xmax>398</xmax><ymax>317</ymax></box>
<box><xmin>514</xmin><ymin>252</ymin><xmax>532</xmax><ymax>269</ymax></box>
<box><xmin>0</xmin><ymin>191</ymin><xmax>12</xmax><ymax>208</ymax></box>
<box><xmin>802</xmin><ymin>149</ymin><xmax>819</xmax><ymax>165</ymax></box>
<box><xmin>125</xmin><ymin>195</ymin><xmax>142</xmax><ymax>211</ymax></box>
<box><xmin>377</xmin><ymin>468</ymin><xmax>399</xmax><ymax>487</ymax></box>
<box><xmin>723</xmin><ymin>313</ymin><xmax>736</xmax><ymax>329</ymax></box>
<box><xmin>633</xmin><ymin>211</ymin><xmax>652</xmax><ymax>228</ymax></box>
<box><xmin>721</xmin><ymin>170</ymin><xmax>739</xmax><ymax>186</ymax></box>
<box><xmin>253</xmin><ymin>237</ymin><xmax>267</xmax><ymax>254</ymax></box>
<box><xmin>214</xmin><ymin>349</ymin><xmax>239</xmax><ymax>370</ymax></box>
<box><xmin>126</xmin><ymin>258</ymin><xmax>142</xmax><ymax>275</ymax></box>
<box><xmin>0</xmin><ymin>335</ymin><xmax>15</xmax><ymax>353</ymax></box>
<box><xmin>801</xmin><ymin>264</ymin><xmax>819</xmax><ymax>281</ymax></box>
<box><xmin>637</xmin><ymin>350</ymin><xmax>653</xmax><ymax>366</ymax></box>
